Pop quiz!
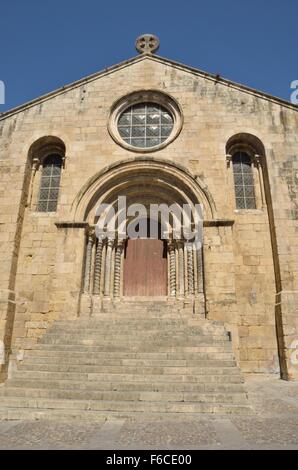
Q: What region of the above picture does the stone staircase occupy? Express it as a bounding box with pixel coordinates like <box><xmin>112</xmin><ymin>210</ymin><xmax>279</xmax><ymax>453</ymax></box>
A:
<box><xmin>0</xmin><ymin>301</ymin><xmax>250</xmax><ymax>420</ymax></box>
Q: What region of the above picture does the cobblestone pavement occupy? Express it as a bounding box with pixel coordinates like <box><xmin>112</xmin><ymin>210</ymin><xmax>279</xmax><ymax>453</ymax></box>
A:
<box><xmin>0</xmin><ymin>376</ymin><xmax>297</xmax><ymax>450</ymax></box>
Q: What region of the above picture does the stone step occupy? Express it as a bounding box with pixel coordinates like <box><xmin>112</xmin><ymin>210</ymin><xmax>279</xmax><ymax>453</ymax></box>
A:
<box><xmin>50</xmin><ymin>326</ymin><xmax>227</xmax><ymax>336</ymax></box>
<box><xmin>46</xmin><ymin>324</ymin><xmax>228</xmax><ymax>338</ymax></box>
<box><xmin>109</xmin><ymin>301</ymin><xmax>170</xmax><ymax>307</ymax></box>
<box><xmin>51</xmin><ymin>323</ymin><xmax>188</xmax><ymax>331</ymax></box>
<box><xmin>47</xmin><ymin>331</ymin><xmax>227</xmax><ymax>341</ymax></box>
<box><xmin>0</xmin><ymin>387</ymin><xmax>248</xmax><ymax>404</ymax></box>
<box><xmin>38</xmin><ymin>337</ymin><xmax>229</xmax><ymax>347</ymax></box>
<box><xmin>91</xmin><ymin>311</ymin><xmax>184</xmax><ymax>317</ymax></box>
<box><xmin>0</xmin><ymin>405</ymin><xmax>250</xmax><ymax>421</ymax></box>
<box><xmin>5</xmin><ymin>379</ymin><xmax>246</xmax><ymax>393</ymax></box>
<box><xmin>33</xmin><ymin>343</ymin><xmax>233</xmax><ymax>353</ymax></box>
<box><xmin>0</xmin><ymin>396</ymin><xmax>251</xmax><ymax>414</ymax></box>
<box><xmin>55</xmin><ymin>316</ymin><xmax>184</xmax><ymax>323</ymax></box>
<box><xmin>90</xmin><ymin>315</ymin><xmax>196</xmax><ymax>322</ymax></box>
<box><xmin>55</xmin><ymin>314</ymin><xmax>184</xmax><ymax>321</ymax></box>
<box><xmin>106</xmin><ymin>308</ymin><xmax>186</xmax><ymax>315</ymax></box>
<box><xmin>0</xmin><ymin>301</ymin><xmax>249</xmax><ymax>420</ymax></box>
<box><xmin>11</xmin><ymin>370</ymin><xmax>244</xmax><ymax>383</ymax></box>
<box><xmin>114</xmin><ymin>302</ymin><xmax>170</xmax><ymax>305</ymax></box>
<box><xmin>22</xmin><ymin>356</ymin><xmax>237</xmax><ymax>367</ymax></box>
<box><xmin>53</xmin><ymin>318</ymin><xmax>225</xmax><ymax>328</ymax></box>
<box><xmin>39</xmin><ymin>338</ymin><xmax>230</xmax><ymax>347</ymax></box>
<box><xmin>54</xmin><ymin>315</ymin><xmax>186</xmax><ymax>323</ymax></box>
<box><xmin>106</xmin><ymin>308</ymin><xmax>174</xmax><ymax>313</ymax></box>
<box><xmin>18</xmin><ymin>363</ymin><xmax>240</xmax><ymax>375</ymax></box>
<box><xmin>24</xmin><ymin>349</ymin><xmax>235</xmax><ymax>361</ymax></box>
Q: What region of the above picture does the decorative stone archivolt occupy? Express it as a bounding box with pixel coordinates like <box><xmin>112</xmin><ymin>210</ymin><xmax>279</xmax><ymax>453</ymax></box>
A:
<box><xmin>72</xmin><ymin>158</ymin><xmax>216</xmax><ymax>222</ymax></box>
<box><xmin>75</xmin><ymin>158</ymin><xmax>216</xmax><ymax>312</ymax></box>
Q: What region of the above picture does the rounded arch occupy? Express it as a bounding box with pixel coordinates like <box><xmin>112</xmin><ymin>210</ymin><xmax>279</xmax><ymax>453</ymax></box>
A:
<box><xmin>26</xmin><ymin>136</ymin><xmax>66</xmax><ymax>213</ymax></box>
<box><xmin>71</xmin><ymin>157</ymin><xmax>216</xmax><ymax>223</ymax></box>
<box><xmin>28</xmin><ymin>135</ymin><xmax>66</xmax><ymax>164</ymax></box>
<box><xmin>226</xmin><ymin>132</ymin><xmax>266</xmax><ymax>159</ymax></box>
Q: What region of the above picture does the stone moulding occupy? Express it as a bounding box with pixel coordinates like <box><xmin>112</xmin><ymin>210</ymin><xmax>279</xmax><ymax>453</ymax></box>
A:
<box><xmin>203</xmin><ymin>219</ymin><xmax>234</xmax><ymax>227</ymax></box>
<box><xmin>55</xmin><ymin>222</ymin><xmax>88</xmax><ymax>229</ymax></box>
<box><xmin>55</xmin><ymin>220</ymin><xmax>234</xmax><ymax>230</ymax></box>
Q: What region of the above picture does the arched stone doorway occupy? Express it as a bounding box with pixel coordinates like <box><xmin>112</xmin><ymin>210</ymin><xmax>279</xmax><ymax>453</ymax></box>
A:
<box><xmin>72</xmin><ymin>158</ymin><xmax>215</xmax><ymax>312</ymax></box>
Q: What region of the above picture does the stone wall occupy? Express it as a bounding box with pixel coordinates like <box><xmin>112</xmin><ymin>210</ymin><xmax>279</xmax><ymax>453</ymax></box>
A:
<box><xmin>0</xmin><ymin>55</ymin><xmax>297</xmax><ymax>379</ymax></box>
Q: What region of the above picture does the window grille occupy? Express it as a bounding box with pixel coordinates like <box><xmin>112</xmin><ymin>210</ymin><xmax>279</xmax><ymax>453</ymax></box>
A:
<box><xmin>232</xmin><ymin>152</ymin><xmax>256</xmax><ymax>209</ymax></box>
<box><xmin>117</xmin><ymin>102</ymin><xmax>174</xmax><ymax>148</ymax></box>
<box><xmin>37</xmin><ymin>154</ymin><xmax>62</xmax><ymax>212</ymax></box>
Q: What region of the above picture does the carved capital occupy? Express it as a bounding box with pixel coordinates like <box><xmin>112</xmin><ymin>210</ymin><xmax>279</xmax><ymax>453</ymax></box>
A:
<box><xmin>32</xmin><ymin>157</ymin><xmax>40</xmax><ymax>172</ymax></box>
<box><xmin>185</xmin><ymin>242</ymin><xmax>194</xmax><ymax>251</ymax></box>
<box><xmin>226</xmin><ymin>154</ymin><xmax>232</xmax><ymax>167</ymax></box>
<box><xmin>167</xmin><ymin>240</ymin><xmax>176</xmax><ymax>251</ymax></box>
<box><xmin>254</xmin><ymin>154</ymin><xmax>262</xmax><ymax>167</ymax></box>
<box><xmin>107</xmin><ymin>238</ymin><xmax>115</xmax><ymax>248</ymax></box>
<box><xmin>115</xmin><ymin>237</ymin><xmax>126</xmax><ymax>248</ymax></box>
<box><xmin>85</xmin><ymin>225</ymin><xmax>96</xmax><ymax>242</ymax></box>
<box><xmin>176</xmin><ymin>239</ymin><xmax>185</xmax><ymax>249</ymax></box>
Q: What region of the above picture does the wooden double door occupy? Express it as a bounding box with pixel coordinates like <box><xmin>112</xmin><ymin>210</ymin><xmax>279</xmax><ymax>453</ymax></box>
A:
<box><xmin>123</xmin><ymin>238</ymin><xmax>167</xmax><ymax>297</ymax></box>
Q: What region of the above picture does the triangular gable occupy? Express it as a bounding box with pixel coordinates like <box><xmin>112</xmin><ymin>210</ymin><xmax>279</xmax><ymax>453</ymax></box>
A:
<box><xmin>1</xmin><ymin>53</ymin><xmax>297</xmax><ymax>121</ymax></box>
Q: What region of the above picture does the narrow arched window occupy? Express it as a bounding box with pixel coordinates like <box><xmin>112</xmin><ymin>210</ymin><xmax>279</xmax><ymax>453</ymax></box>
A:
<box><xmin>232</xmin><ymin>152</ymin><xmax>256</xmax><ymax>209</ymax></box>
<box><xmin>37</xmin><ymin>155</ymin><xmax>62</xmax><ymax>212</ymax></box>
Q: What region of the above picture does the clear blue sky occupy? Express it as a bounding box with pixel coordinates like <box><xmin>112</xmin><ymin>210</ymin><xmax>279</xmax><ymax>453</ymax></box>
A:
<box><xmin>0</xmin><ymin>0</ymin><xmax>297</xmax><ymax>112</ymax></box>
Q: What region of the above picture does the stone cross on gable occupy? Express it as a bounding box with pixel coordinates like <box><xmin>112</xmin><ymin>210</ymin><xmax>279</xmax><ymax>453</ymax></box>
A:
<box><xmin>135</xmin><ymin>34</ymin><xmax>160</xmax><ymax>54</ymax></box>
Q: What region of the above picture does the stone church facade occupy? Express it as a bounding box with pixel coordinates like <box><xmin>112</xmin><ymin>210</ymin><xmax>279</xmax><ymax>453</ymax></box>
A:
<box><xmin>0</xmin><ymin>35</ymin><xmax>297</xmax><ymax>387</ymax></box>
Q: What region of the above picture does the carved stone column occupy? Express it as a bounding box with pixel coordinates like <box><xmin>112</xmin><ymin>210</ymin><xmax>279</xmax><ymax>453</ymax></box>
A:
<box><xmin>83</xmin><ymin>229</ymin><xmax>95</xmax><ymax>293</ymax></box>
<box><xmin>184</xmin><ymin>244</ymin><xmax>189</xmax><ymax>297</ymax></box>
<box><xmin>104</xmin><ymin>238</ymin><xmax>114</xmax><ymax>297</ymax></box>
<box><xmin>195</xmin><ymin>244</ymin><xmax>206</xmax><ymax>316</ymax></box>
<box><xmin>28</xmin><ymin>157</ymin><xmax>40</xmax><ymax>208</ymax></box>
<box><xmin>168</xmin><ymin>240</ymin><xmax>176</xmax><ymax>297</ymax></box>
<box><xmin>196</xmin><ymin>245</ymin><xmax>204</xmax><ymax>295</ymax></box>
<box><xmin>255</xmin><ymin>154</ymin><xmax>265</xmax><ymax>208</ymax></box>
<box><xmin>177</xmin><ymin>240</ymin><xmax>185</xmax><ymax>297</ymax></box>
<box><xmin>186</xmin><ymin>243</ymin><xmax>195</xmax><ymax>296</ymax></box>
<box><xmin>114</xmin><ymin>239</ymin><xmax>124</xmax><ymax>298</ymax></box>
<box><xmin>93</xmin><ymin>237</ymin><xmax>104</xmax><ymax>295</ymax></box>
